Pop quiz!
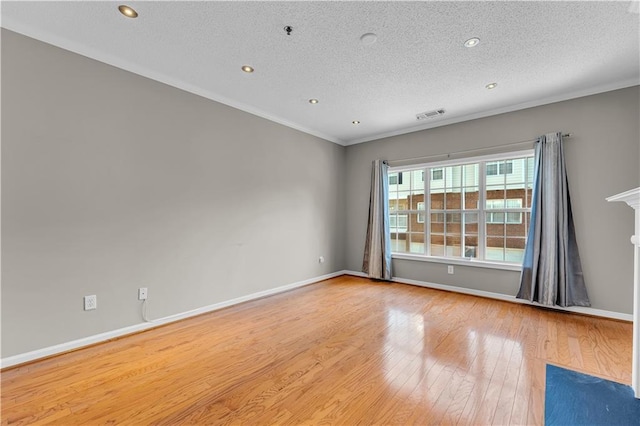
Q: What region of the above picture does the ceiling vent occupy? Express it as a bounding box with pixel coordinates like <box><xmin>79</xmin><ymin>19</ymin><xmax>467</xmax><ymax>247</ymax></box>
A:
<box><xmin>416</xmin><ymin>109</ymin><xmax>445</xmax><ymax>120</ymax></box>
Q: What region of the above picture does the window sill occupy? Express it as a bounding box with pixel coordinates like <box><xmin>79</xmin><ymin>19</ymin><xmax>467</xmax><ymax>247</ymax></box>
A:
<box><xmin>391</xmin><ymin>253</ymin><xmax>522</xmax><ymax>271</ymax></box>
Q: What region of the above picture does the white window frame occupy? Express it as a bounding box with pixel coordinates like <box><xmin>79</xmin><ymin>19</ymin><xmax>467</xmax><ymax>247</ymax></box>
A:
<box><xmin>388</xmin><ymin>149</ymin><xmax>533</xmax><ymax>270</ymax></box>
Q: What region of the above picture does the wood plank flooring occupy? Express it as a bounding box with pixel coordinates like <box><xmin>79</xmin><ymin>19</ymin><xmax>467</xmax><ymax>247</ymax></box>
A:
<box><xmin>1</xmin><ymin>275</ymin><xmax>632</xmax><ymax>425</ymax></box>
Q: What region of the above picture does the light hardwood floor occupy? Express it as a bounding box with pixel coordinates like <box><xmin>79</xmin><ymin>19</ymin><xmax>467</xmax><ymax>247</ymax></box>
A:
<box><xmin>1</xmin><ymin>275</ymin><xmax>632</xmax><ymax>425</ymax></box>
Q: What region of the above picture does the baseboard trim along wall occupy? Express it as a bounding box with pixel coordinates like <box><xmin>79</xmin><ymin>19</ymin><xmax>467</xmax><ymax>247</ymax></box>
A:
<box><xmin>3</xmin><ymin>270</ymin><xmax>631</xmax><ymax>368</ymax></box>
<box><xmin>0</xmin><ymin>271</ymin><xmax>345</xmax><ymax>369</ymax></box>
<box><xmin>345</xmin><ymin>270</ymin><xmax>633</xmax><ymax>322</ymax></box>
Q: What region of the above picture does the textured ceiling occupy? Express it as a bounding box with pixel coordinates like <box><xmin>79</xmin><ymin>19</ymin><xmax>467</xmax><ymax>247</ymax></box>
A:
<box><xmin>2</xmin><ymin>1</ymin><xmax>639</xmax><ymax>145</ymax></box>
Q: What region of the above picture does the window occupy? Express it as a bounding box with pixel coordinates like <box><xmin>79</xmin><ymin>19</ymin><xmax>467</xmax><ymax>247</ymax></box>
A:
<box><xmin>486</xmin><ymin>199</ymin><xmax>522</xmax><ymax>224</ymax></box>
<box><xmin>389</xmin><ymin>214</ymin><xmax>408</xmax><ymax>232</ymax></box>
<box><xmin>417</xmin><ymin>202</ymin><xmax>425</xmax><ymax>223</ymax></box>
<box><xmin>388</xmin><ymin>151</ymin><xmax>534</xmax><ymax>264</ymax></box>
<box><xmin>389</xmin><ymin>173</ymin><xmax>403</xmax><ymax>185</ymax></box>
<box><xmin>486</xmin><ymin>160</ymin><xmax>513</xmax><ymax>176</ymax></box>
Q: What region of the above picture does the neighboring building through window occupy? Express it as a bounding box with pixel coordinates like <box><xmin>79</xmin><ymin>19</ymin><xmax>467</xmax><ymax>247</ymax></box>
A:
<box><xmin>387</xmin><ymin>151</ymin><xmax>534</xmax><ymax>264</ymax></box>
<box><xmin>486</xmin><ymin>160</ymin><xmax>513</xmax><ymax>176</ymax></box>
<box><xmin>389</xmin><ymin>214</ymin><xmax>408</xmax><ymax>233</ymax></box>
<box><xmin>389</xmin><ymin>174</ymin><xmax>403</xmax><ymax>185</ymax></box>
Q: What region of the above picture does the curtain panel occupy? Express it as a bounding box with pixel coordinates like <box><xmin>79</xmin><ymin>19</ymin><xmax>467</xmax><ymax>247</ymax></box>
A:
<box><xmin>517</xmin><ymin>132</ymin><xmax>590</xmax><ymax>307</ymax></box>
<box><xmin>363</xmin><ymin>159</ymin><xmax>392</xmax><ymax>280</ymax></box>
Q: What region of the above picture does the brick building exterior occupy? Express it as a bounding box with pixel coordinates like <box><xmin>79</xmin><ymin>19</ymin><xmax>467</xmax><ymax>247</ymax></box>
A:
<box><xmin>393</xmin><ymin>189</ymin><xmax>531</xmax><ymax>253</ymax></box>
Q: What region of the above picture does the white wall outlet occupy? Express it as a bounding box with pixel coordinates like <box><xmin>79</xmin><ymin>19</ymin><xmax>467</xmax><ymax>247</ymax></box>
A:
<box><xmin>138</xmin><ymin>287</ymin><xmax>148</xmax><ymax>300</ymax></box>
<box><xmin>319</xmin><ymin>256</ymin><xmax>325</xmax><ymax>264</ymax></box>
<box><xmin>447</xmin><ymin>265</ymin><xmax>454</xmax><ymax>275</ymax></box>
<box><xmin>84</xmin><ymin>295</ymin><xmax>97</xmax><ymax>310</ymax></box>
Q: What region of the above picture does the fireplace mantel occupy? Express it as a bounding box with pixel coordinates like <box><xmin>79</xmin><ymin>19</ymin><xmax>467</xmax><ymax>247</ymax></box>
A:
<box><xmin>607</xmin><ymin>187</ymin><xmax>640</xmax><ymax>398</ymax></box>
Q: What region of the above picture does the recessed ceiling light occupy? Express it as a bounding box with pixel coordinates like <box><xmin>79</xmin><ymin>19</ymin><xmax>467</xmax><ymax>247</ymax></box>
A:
<box><xmin>118</xmin><ymin>5</ymin><xmax>138</xmax><ymax>18</ymax></box>
<box><xmin>485</xmin><ymin>82</ymin><xmax>498</xmax><ymax>90</ymax></box>
<box><xmin>241</xmin><ymin>65</ymin><xmax>254</xmax><ymax>73</ymax></box>
<box><xmin>464</xmin><ymin>37</ymin><xmax>480</xmax><ymax>48</ymax></box>
<box><xmin>352</xmin><ymin>120</ymin><xmax>360</xmax><ymax>125</ymax></box>
<box><xmin>308</xmin><ymin>99</ymin><xmax>319</xmax><ymax>104</ymax></box>
<box><xmin>360</xmin><ymin>33</ymin><xmax>378</xmax><ymax>45</ymax></box>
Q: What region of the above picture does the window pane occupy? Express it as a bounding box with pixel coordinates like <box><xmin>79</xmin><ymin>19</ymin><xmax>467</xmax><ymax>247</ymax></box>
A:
<box><xmin>410</xmin><ymin>193</ymin><xmax>425</xmax><ymax>211</ymax></box>
<box><xmin>526</xmin><ymin>157</ymin><xmax>535</xmax><ymax>208</ymax></box>
<box><xmin>444</xmin><ymin>191</ymin><xmax>461</xmax><ymax>210</ymax></box>
<box><xmin>486</xmin><ymin>186</ymin><xmax>506</xmax><ymax>207</ymax></box>
<box><xmin>430</xmin><ymin>192</ymin><xmax>444</xmax><ymax>209</ymax></box>
<box><xmin>397</xmin><ymin>172</ymin><xmax>407</xmax><ymax>186</ymax></box>
<box><xmin>464</xmin><ymin>187</ymin><xmax>479</xmax><ymax>209</ymax></box>
<box><xmin>443</xmin><ymin>213</ymin><xmax>461</xmax><ymax>257</ymax></box>
<box><xmin>408</xmin><ymin>234</ymin><xmax>425</xmax><ymax>254</ymax></box>
<box><xmin>447</xmin><ymin>165</ymin><xmax>462</xmax><ymax>187</ymax></box>
<box><xmin>507</xmin><ymin>212</ymin><xmax>522</xmax><ymax>223</ymax></box>
<box><xmin>499</xmin><ymin>161</ymin><xmax>513</xmax><ymax>175</ymax></box>
<box><xmin>397</xmin><ymin>191</ymin><xmax>411</xmax><ymax>210</ymax></box>
<box><xmin>409</xmin><ymin>212</ymin><xmax>424</xmax><ymax>234</ymax></box>
<box><xmin>505</xmin><ymin>237</ymin><xmax>526</xmax><ymax>262</ymax></box>
<box><xmin>527</xmin><ymin>156</ymin><xmax>535</xmax><ymax>181</ymax></box>
<box><xmin>506</xmin><ymin>199</ymin><xmax>521</xmax><ymax>208</ymax></box>
<box><xmin>463</xmin><ymin>164</ymin><xmax>479</xmax><ymax>186</ymax></box>
<box><xmin>431</xmin><ymin>212</ymin><xmax>444</xmax><ymax>224</ymax></box>
<box><xmin>430</xmin><ymin>239</ymin><xmax>445</xmax><ymax>256</ymax></box>
<box><xmin>486</xmin><ymin>221</ymin><xmax>506</xmax><ymax>262</ymax></box>
<box><xmin>445</xmin><ymin>219</ymin><xmax>462</xmax><ymax>257</ymax></box>
<box><xmin>412</xmin><ymin>170</ymin><xmax>425</xmax><ymax>188</ymax></box>
<box><xmin>390</xmin><ymin>214</ymin><xmax>408</xmax><ymax>233</ymax></box>
<box><xmin>489</xmin><ymin>212</ymin><xmax>505</xmax><ymax>224</ymax></box>
<box><xmin>432</xmin><ymin>169</ymin><xmax>443</xmax><ymax>180</ymax></box>
<box><xmin>464</xmin><ymin>212</ymin><xmax>478</xmax><ymax>258</ymax></box>
<box><xmin>430</xmin><ymin>211</ymin><xmax>444</xmax><ymax>256</ymax></box>
<box><xmin>417</xmin><ymin>202</ymin><xmax>426</xmax><ymax>223</ymax></box>
<box><xmin>391</xmin><ymin>232</ymin><xmax>408</xmax><ymax>253</ymax></box>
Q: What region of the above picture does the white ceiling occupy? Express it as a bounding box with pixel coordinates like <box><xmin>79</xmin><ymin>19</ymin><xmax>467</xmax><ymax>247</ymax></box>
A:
<box><xmin>2</xmin><ymin>1</ymin><xmax>639</xmax><ymax>145</ymax></box>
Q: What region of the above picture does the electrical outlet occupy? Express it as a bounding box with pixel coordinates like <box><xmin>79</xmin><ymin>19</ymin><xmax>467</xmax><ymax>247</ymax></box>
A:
<box><xmin>84</xmin><ymin>295</ymin><xmax>97</xmax><ymax>311</ymax></box>
<box><xmin>138</xmin><ymin>287</ymin><xmax>148</xmax><ymax>300</ymax></box>
<box><xmin>319</xmin><ymin>256</ymin><xmax>325</xmax><ymax>264</ymax></box>
<box><xmin>447</xmin><ymin>265</ymin><xmax>454</xmax><ymax>275</ymax></box>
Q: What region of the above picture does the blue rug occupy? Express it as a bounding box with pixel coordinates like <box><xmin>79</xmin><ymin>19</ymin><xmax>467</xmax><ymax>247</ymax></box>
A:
<box><xmin>545</xmin><ymin>364</ymin><xmax>640</xmax><ymax>425</ymax></box>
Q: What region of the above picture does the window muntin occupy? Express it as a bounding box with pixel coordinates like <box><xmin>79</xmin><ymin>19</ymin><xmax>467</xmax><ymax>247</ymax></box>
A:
<box><xmin>388</xmin><ymin>152</ymin><xmax>533</xmax><ymax>264</ymax></box>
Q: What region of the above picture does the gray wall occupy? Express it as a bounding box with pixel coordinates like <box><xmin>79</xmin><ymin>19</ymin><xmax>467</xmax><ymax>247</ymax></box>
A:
<box><xmin>345</xmin><ymin>86</ymin><xmax>640</xmax><ymax>314</ymax></box>
<box><xmin>3</xmin><ymin>28</ymin><xmax>639</xmax><ymax>360</ymax></box>
<box><xmin>1</xmin><ymin>30</ymin><xmax>346</xmax><ymax>357</ymax></box>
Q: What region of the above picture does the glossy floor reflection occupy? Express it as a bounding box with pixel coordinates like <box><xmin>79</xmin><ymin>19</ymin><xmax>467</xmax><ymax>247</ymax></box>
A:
<box><xmin>1</xmin><ymin>276</ymin><xmax>632</xmax><ymax>425</ymax></box>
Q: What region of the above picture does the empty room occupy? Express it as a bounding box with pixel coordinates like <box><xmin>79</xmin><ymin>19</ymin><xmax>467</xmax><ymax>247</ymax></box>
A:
<box><xmin>2</xmin><ymin>1</ymin><xmax>639</xmax><ymax>425</ymax></box>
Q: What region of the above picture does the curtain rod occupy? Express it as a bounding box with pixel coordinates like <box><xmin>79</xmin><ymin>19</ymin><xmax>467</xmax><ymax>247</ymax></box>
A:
<box><xmin>386</xmin><ymin>133</ymin><xmax>572</xmax><ymax>166</ymax></box>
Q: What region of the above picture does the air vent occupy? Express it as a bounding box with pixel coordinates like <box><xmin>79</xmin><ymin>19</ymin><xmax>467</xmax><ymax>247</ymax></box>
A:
<box><xmin>416</xmin><ymin>109</ymin><xmax>445</xmax><ymax>120</ymax></box>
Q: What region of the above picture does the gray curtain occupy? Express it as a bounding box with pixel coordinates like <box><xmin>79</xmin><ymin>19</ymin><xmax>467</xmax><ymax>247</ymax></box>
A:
<box><xmin>362</xmin><ymin>159</ymin><xmax>392</xmax><ymax>280</ymax></box>
<box><xmin>517</xmin><ymin>132</ymin><xmax>590</xmax><ymax>307</ymax></box>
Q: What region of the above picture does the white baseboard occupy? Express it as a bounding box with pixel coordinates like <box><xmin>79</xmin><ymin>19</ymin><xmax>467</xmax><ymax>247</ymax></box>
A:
<box><xmin>4</xmin><ymin>269</ymin><xmax>629</xmax><ymax>369</ymax></box>
<box><xmin>0</xmin><ymin>271</ymin><xmax>344</xmax><ymax>369</ymax></box>
<box><xmin>343</xmin><ymin>270</ymin><xmax>633</xmax><ymax>322</ymax></box>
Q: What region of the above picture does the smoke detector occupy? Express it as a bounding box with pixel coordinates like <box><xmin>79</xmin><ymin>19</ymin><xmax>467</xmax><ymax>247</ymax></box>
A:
<box><xmin>416</xmin><ymin>109</ymin><xmax>445</xmax><ymax>120</ymax></box>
